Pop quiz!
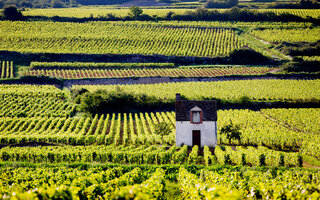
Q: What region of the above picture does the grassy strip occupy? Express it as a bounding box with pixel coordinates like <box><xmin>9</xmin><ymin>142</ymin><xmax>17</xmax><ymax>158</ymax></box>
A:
<box><xmin>303</xmin><ymin>155</ymin><xmax>320</xmax><ymax>168</ymax></box>
<box><xmin>239</xmin><ymin>32</ymin><xmax>291</xmax><ymax>60</ymax></box>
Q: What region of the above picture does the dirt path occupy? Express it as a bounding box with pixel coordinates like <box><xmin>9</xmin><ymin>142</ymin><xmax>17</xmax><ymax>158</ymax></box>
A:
<box><xmin>269</xmin><ymin>68</ymin><xmax>281</xmax><ymax>73</ymax></box>
<box><xmin>239</xmin><ymin>33</ymin><xmax>291</xmax><ymax>61</ymax></box>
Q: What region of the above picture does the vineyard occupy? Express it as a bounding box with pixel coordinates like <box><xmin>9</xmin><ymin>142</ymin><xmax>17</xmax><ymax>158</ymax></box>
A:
<box><xmin>250</xmin><ymin>28</ymin><xmax>320</xmax><ymax>43</ymax></box>
<box><xmin>1</xmin><ymin>5</ymin><xmax>320</xmax><ymax>199</ymax></box>
<box><xmin>29</xmin><ymin>62</ymin><xmax>176</xmax><ymax>69</ymax></box>
<box><xmin>299</xmin><ymin>56</ymin><xmax>320</xmax><ymax>61</ymax></box>
<box><xmin>0</xmin><ymin>85</ymin><xmax>75</xmax><ymax>117</ymax></box>
<box><xmin>0</xmin><ymin>88</ymin><xmax>318</xmax><ymax>164</ymax></box>
<box><xmin>0</xmin><ymin>61</ymin><xmax>14</xmax><ymax>79</ymax></box>
<box><xmin>22</xmin><ymin>8</ymin><xmax>320</xmax><ymax>19</ymax></box>
<box><xmin>22</xmin><ymin>8</ymin><xmax>193</xmax><ymax>18</ymax></box>
<box><xmin>24</xmin><ymin>66</ymin><xmax>277</xmax><ymax>79</ymax></box>
<box><xmin>74</xmin><ymin>79</ymin><xmax>320</xmax><ymax>102</ymax></box>
<box><xmin>258</xmin><ymin>9</ymin><xmax>320</xmax><ymax>19</ymax></box>
<box><xmin>1</xmin><ymin>72</ymin><xmax>319</xmax><ymax>198</ymax></box>
<box><xmin>0</xmin><ymin>21</ymin><xmax>245</xmax><ymax>56</ymax></box>
<box><xmin>0</xmin><ymin>165</ymin><xmax>319</xmax><ymax>199</ymax></box>
<box><xmin>0</xmin><ymin>144</ymin><xmax>303</xmax><ymax>167</ymax></box>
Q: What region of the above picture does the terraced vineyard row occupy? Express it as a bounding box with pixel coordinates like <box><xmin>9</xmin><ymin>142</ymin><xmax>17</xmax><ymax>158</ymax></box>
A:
<box><xmin>0</xmin><ymin>21</ymin><xmax>245</xmax><ymax>56</ymax></box>
<box><xmin>0</xmin><ymin>144</ymin><xmax>302</xmax><ymax>167</ymax></box>
<box><xmin>261</xmin><ymin>108</ymin><xmax>320</xmax><ymax>135</ymax></box>
<box><xmin>0</xmin><ymin>85</ymin><xmax>75</xmax><ymax>117</ymax></box>
<box><xmin>0</xmin><ymin>111</ymin><xmax>176</xmax><ymax>146</ymax></box>
<box><xmin>24</xmin><ymin>66</ymin><xmax>276</xmax><ymax>79</ymax></box>
<box><xmin>218</xmin><ymin>109</ymin><xmax>320</xmax><ymax>159</ymax></box>
<box><xmin>0</xmin><ymin>61</ymin><xmax>14</xmax><ymax>79</ymax></box>
<box><xmin>299</xmin><ymin>56</ymin><xmax>320</xmax><ymax>61</ymax></box>
<box><xmin>75</xmin><ymin>79</ymin><xmax>320</xmax><ymax>102</ymax></box>
<box><xmin>1</xmin><ymin>166</ymin><xmax>319</xmax><ymax>199</ymax></box>
<box><xmin>258</xmin><ymin>9</ymin><xmax>320</xmax><ymax>19</ymax></box>
<box><xmin>197</xmin><ymin>167</ymin><xmax>320</xmax><ymax>199</ymax></box>
<box><xmin>30</xmin><ymin>62</ymin><xmax>176</xmax><ymax>69</ymax></box>
<box><xmin>215</xmin><ymin>145</ymin><xmax>301</xmax><ymax>167</ymax></box>
<box><xmin>22</xmin><ymin>8</ymin><xmax>320</xmax><ymax>19</ymax></box>
<box><xmin>250</xmin><ymin>27</ymin><xmax>320</xmax><ymax>43</ymax></box>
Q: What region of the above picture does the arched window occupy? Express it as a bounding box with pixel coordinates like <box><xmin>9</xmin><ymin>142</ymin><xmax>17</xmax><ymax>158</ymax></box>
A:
<box><xmin>190</xmin><ymin>106</ymin><xmax>203</xmax><ymax>124</ymax></box>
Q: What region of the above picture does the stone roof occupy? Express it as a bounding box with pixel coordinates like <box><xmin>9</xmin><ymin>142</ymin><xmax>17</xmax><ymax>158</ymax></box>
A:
<box><xmin>175</xmin><ymin>94</ymin><xmax>217</xmax><ymax>121</ymax></box>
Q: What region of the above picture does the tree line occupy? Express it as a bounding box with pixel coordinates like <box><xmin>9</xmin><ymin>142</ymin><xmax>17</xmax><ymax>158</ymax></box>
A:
<box><xmin>2</xmin><ymin>5</ymin><xmax>320</xmax><ymax>24</ymax></box>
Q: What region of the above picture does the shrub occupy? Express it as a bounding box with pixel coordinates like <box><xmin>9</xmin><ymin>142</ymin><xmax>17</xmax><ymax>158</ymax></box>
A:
<box><xmin>220</xmin><ymin>120</ymin><xmax>242</xmax><ymax>145</ymax></box>
<box><xmin>128</xmin><ymin>6</ymin><xmax>143</xmax><ymax>19</ymax></box>
<box><xmin>76</xmin><ymin>89</ymin><xmax>165</xmax><ymax>115</ymax></box>
<box><xmin>204</xmin><ymin>0</ymin><xmax>238</xmax><ymax>8</ymax></box>
<box><xmin>20</xmin><ymin>1</ymin><xmax>34</xmax><ymax>8</ymax></box>
<box><xmin>51</xmin><ymin>0</ymin><xmax>66</xmax><ymax>8</ymax></box>
<box><xmin>229</xmin><ymin>48</ymin><xmax>270</xmax><ymax>64</ymax></box>
<box><xmin>2</xmin><ymin>5</ymin><xmax>23</xmax><ymax>21</ymax></box>
<box><xmin>154</xmin><ymin>122</ymin><xmax>172</xmax><ymax>139</ymax></box>
<box><xmin>282</xmin><ymin>60</ymin><xmax>320</xmax><ymax>73</ymax></box>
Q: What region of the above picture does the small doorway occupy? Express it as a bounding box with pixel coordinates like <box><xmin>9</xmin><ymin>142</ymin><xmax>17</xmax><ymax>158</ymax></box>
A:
<box><xmin>192</xmin><ymin>130</ymin><xmax>201</xmax><ymax>146</ymax></box>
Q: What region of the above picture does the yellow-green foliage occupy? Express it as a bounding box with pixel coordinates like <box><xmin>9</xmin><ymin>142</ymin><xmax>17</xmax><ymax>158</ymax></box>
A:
<box><xmin>251</xmin><ymin>28</ymin><xmax>320</xmax><ymax>43</ymax></box>
<box><xmin>201</xmin><ymin>168</ymin><xmax>320</xmax><ymax>199</ymax></box>
<box><xmin>74</xmin><ymin>79</ymin><xmax>320</xmax><ymax>102</ymax></box>
<box><xmin>258</xmin><ymin>9</ymin><xmax>320</xmax><ymax>19</ymax></box>
<box><xmin>22</xmin><ymin>8</ymin><xmax>320</xmax><ymax>19</ymax></box>
<box><xmin>0</xmin><ymin>61</ymin><xmax>14</xmax><ymax>79</ymax></box>
<box><xmin>0</xmin><ymin>21</ymin><xmax>245</xmax><ymax>56</ymax></box>
<box><xmin>0</xmin><ymin>85</ymin><xmax>75</xmax><ymax>117</ymax></box>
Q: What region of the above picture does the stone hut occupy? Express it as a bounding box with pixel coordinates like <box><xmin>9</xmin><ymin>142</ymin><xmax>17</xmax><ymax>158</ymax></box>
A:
<box><xmin>175</xmin><ymin>93</ymin><xmax>217</xmax><ymax>147</ymax></box>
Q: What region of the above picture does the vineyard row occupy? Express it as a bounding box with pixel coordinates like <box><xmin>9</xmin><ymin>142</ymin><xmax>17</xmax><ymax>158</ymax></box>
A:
<box><xmin>75</xmin><ymin>79</ymin><xmax>320</xmax><ymax>102</ymax></box>
<box><xmin>30</xmin><ymin>62</ymin><xmax>176</xmax><ymax>69</ymax></box>
<box><xmin>0</xmin><ymin>144</ymin><xmax>302</xmax><ymax>167</ymax></box>
<box><xmin>0</xmin><ymin>61</ymin><xmax>14</xmax><ymax>79</ymax></box>
<box><xmin>24</xmin><ymin>67</ymin><xmax>276</xmax><ymax>79</ymax></box>
<box><xmin>1</xmin><ymin>166</ymin><xmax>319</xmax><ymax>199</ymax></box>
<box><xmin>0</xmin><ymin>85</ymin><xmax>75</xmax><ymax>118</ymax></box>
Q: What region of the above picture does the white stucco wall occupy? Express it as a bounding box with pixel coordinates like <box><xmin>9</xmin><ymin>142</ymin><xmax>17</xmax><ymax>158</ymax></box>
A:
<box><xmin>175</xmin><ymin>121</ymin><xmax>217</xmax><ymax>147</ymax></box>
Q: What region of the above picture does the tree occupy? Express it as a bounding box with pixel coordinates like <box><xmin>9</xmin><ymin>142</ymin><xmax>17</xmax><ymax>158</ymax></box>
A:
<box><xmin>204</xmin><ymin>0</ymin><xmax>238</xmax><ymax>8</ymax></box>
<box><xmin>2</xmin><ymin>5</ymin><xmax>23</xmax><ymax>21</ymax></box>
<box><xmin>154</xmin><ymin>122</ymin><xmax>172</xmax><ymax>139</ymax></box>
<box><xmin>220</xmin><ymin>120</ymin><xmax>242</xmax><ymax>144</ymax></box>
<box><xmin>20</xmin><ymin>1</ymin><xmax>34</xmax><ymax>8</ymax></box>
<box><xmin>227</xmin><ymin>0</ymin><xmax>238</xmax><ymax>7</ymax></box>
<box><xmin>51</xmin><ymin>0</ymin><xmax>66</xmax><ymax>8</ymax></box>
<box><xmin>128</xmin><ymin>6</ymin><xmax>143</xmax><ymax>19</ymax></box>
<box><xmin>0</xmin><ymin>1</ymin><xmax>5</xmax><ymax>9</ymax></box>
<box><xmin>165</xmin><ymin>11</ymin><xmax>175</xmax><ymax>19</ymax></box>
